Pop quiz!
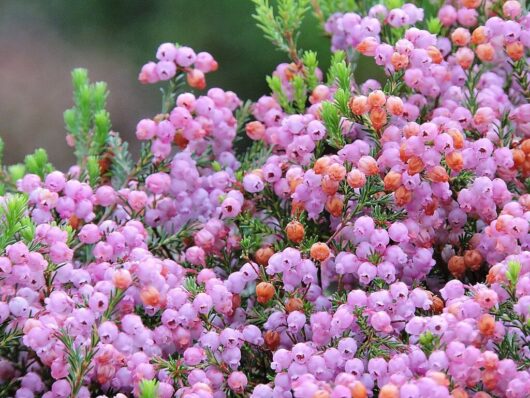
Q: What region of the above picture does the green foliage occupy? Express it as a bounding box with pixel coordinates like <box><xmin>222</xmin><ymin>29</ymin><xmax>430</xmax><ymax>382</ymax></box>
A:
<box><xmin>312</xmin><ymin>0</ymin><xmax>359</xmax><ymax>23</ymax></box>
<box><xmin>238</xmin><ymin>212</ymin><xmax>277</xmax><ymax>257</ymax></box>
<box><xmin>253</xmin><ymin>0</ymin><xmax>310</xmax><ymax>61</ymax></box>
<box><xmin>355</xmin><ymin>307</ymin><xmax>407</xmax><ymax>359</ymax></box>
<box><xmin>24</xmin><ymin>148</ymin><xmax>54</xmax><ymax>179</ymax></box>
<box><xmin>426</xmin><ymin>17</ymin><xmax>442</xmax><ymax>35</ymax></box>
<box><xmin>292</xmin><ymin>75</ymin><xmax>308</xmax><ymax>113</ymax></box>
<box><xmin>302</xmin><ymin>50</ymin><xmax>319</xmax><ymax>90</ymax></box>
<box><xmin>384</xmin><ymin>0</ymin><xmax>404</xmax><ymax>9</ymax></box>
<box><xmin>86</xmin><ymin>156</ymin><xmax>100</xmax><ymax>188</ymax></box>
<box><xmin>506</xmin><ymin>260</ymin><xmax>521</xmax><ymax>287</ymax></box>
<box><xmin>322</xmin><ymin>101</ymin><xmax>344</xmax><ymax>149</ymax></box>
<box><xmin>0</xmin><ymin>194</ymin><xmax>33</xmax><ymax>252</ymax></box>
<box><xmin>64</xmin><ymin>68</ymin><xmax>111</xmax><ymax>166</ymax></box>
<box><xmin>266</xmin><ymin>75</ymin><xmax>292</xmax><ymax>112</ymax></box>
<box><xmin>418</xmin><ymin>331</ymin><xmax>441</xmax><ymax>356</ymax></box>
<box><xmin>138</xmin><ymin>379</ymin><xmax>159</xmax><ymax>398</ymax></box>
<box><xmin>107</xmin><ymin>132</ymin><xmax>133</xmax><ymax>189</ymax></box>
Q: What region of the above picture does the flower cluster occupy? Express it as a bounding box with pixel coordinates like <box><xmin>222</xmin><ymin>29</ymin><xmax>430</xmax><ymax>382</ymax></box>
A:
<box><xmin>0</xmin><ymin>1</ymin><xmax>529</xmax><ymax>398</ymax></box>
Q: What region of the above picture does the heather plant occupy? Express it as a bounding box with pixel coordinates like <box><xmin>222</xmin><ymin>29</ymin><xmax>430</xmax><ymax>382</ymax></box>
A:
<box><xmin>0</xmin><ymin>1</ymin><xmax>529</xmax><ymax>398</ymax></box>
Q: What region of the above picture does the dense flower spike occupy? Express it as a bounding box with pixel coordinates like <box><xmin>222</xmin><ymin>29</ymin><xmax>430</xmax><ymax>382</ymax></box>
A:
<box><xmin>0</xmin><ymin>1</ymin><xmax>529</xmax><ymax>397</ymax></box>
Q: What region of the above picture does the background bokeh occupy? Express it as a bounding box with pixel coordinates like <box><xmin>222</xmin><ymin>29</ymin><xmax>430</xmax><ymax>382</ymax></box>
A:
<box><xmin>0</xmin><ymin>0</ymin><xmax>378</xmax><ymax>169</ymax></box>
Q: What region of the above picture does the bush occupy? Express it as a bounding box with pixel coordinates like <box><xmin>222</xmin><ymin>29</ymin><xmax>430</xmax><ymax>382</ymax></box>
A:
<box><xmin>0</xmin><ymin>1</ymin><xmax>529</xmax><ymax>397</ymax></box>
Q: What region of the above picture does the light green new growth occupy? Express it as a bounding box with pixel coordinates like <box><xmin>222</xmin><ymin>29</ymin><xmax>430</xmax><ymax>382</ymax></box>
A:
<box><xmin>0</xmin><ymin>194</ymin><xmax>34</xmax><ymax>252</ymax></box>
<box><xmin>252</xmin><ymin>0</ymin><xmax>309</xmax><ymax>62</ymax></box>
<box><xmin>138</xmin><ymin>379</ymin><xmax>159</xmax><ymax>398</ymax></box>
<box><xmin>64</xmin><ymin>68</ymin><xmax>112</xmax><ymax>167</ymax></box>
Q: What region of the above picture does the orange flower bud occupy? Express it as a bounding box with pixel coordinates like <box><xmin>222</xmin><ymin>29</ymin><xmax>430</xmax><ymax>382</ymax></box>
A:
<box><xmin>286</xmin><ymin>220</ymin><xmax>305</xmax><ymax>243</ymax></box>
<box><xmin>256</xmin><ymin>282</ymin><xmax>275</xmax><ymax>304</ymax></box>
<box><xmin>358</xmin><ymin>156</ymin><xmax>379</xmax><ymax>176</ymax></box>
<box><xmin>187</xmin><ymin>69</ymin><xmax>206</xmax><ymax>90</ymax></box>
<box><xmin>448</xmin><ymin>256</ymin><xmax>466</xmax><ymax>278</ymax></box>
<box><xmin>350</xmin><ymin>381</ymin><xmax>367</xmax><ymax>398</ymax></box>
<box><xmin>426</xmin><ymin>46</ymin><xmax>443</xmax><ymax>64</ymax></box>
<box><xmin>369</xmin><ymin>107</ymin><xmax>388</xmax><ymax>130</ymax></box>
<box><xmin>476</xmin><ymin>43</ymin><xmax>495</xmax><ymax>62</ymax></box>
<box><xmin>255</xmin><ymin>246</ymin><xmax>274</xmax><ymax>266</ymax></box>
<box><xmin>245</xmin><ymin>121</ymin><xmax>266</xmax><ymax>140</ymax></box>
<box><xmin>471</xmin><ymin>26</ymin><xmax>488</xmax><ymax>45</ymax></box>
<box><xmin>113</xmin><ymin>269</ymin><xmax>133</xmax><ymax>290</ymax></box>
<box><xmin>478</xmin><ymin>313</ymin><xmax>496</xmax><ymax>336</ymax></box>
<box><xmin>426</xmin><ymin>166</ymin><xmax>449</xmax><ymax>183</ymax></box>
<box><xmin>321</xmin><ymin>175</ymin><xmax>339</xmax><ymax>195</ymax></box>
<box><xmin>291</xmin><ymin>201</ymin><xmax>305</xmax><ymax>216</ymax></box>
<box><xmin>506</xmin><ymin>41</ymin><xmax>524</xmax><ymax>61</ymax></box>
<box><xmin>313</xmin><ymin>390</ymin><xmax>330</xmax><ymax>398</ymax></box>
<box><xmin>464</xmin><ymin>249</ymin><xmax>483</xmax><ymax>271</ymax></box>
<box><xmin>349</xmin><ymin>96</ymin><xmax>369</xmax><ymax>115</ymax></box>
<box><xmin>367</xmin><ymin>90</ymin><xmax>386</xmax><ymax>108</ymax></box>
<box><xmin>173</xmin><ymin>130</ymin><xmax>189</xmax><ymax>149</ymax></box>
<box><xmin>394</xmin><ymin>186</ymin><xmax>412</xmax><ymax>206</ymax></box>
<box><xmin>286</xmin><ymin>297</ymin><xmax>304</xmax><ymax>313</ymax></box>
<box><xmin>451</xmin><ymin>388</ymin><xmax>469</xmax><ymax>398</ymax></box>
<box><xmin>451</xmin><ymin>28</ymin><xmax>471</xmax><ymax>46</ymax></box>
<box><xmin>407</xmin><ymin>156</ymin><xmax>424</xmax><ymax>175</ymax></box>
<box><xmin>264</xmin><ymin>330</ymin><xmax>280</xmax><ymax>350</ymax></box>
<box><xmin>326</xmin><ymin>196</ymin><xmax>344</xmax><ymax>217</ymax></box>
<box><xmin>140</xmin><ymin>285</ymin><xmax>162</xmax><ymax>307</ymax></box>
<box><xmin>462</xmin><ymin>0</ymin><xmax>481</xmax><ymax>8</ymax></box>
<box><xmin>446</xmin><ymin>151</ymin><xmax>464</xmax><ymax>172</ymax></box>
<box><xmin>386</xmin><ymin>96</ymin><xmax>404</xmax><ymax>116</ymax></box>
<box><xmin>390</xmin><ymin>52</ymin><xmax>409</xmax><ymax>70</ymax></box>
<box><xmin>356</xmin><ymin>37</ymin><xmax>378</xmax><ymax>56</ymax></box>
<box><xmin>310</xmin><ymin>242</ymin><xmax>331</xmax><ymax>262</ymax></box>
<box><xmin>522</xmin><ymin>139</ymin><xmax>530</xmax><ymax>155</ymax></box>
<box><xmin>430</xmin><ymin>295</ymin><xmax>444</xmax><ymax>314</ymax></box>
<box><xmin>403</xmin><ymin>122</ymin><xmax>420</xmax><ymax>138</ymax></box>
<box><xmin>447</xmin><ymin>128</ymin><xmax>464</xmax><ymax>149</ymax></box>
<box><xmin>327</xmin><ymin>163</ymin><xmax>347</xmax><ymax>181</ymax></box>
<box><xmin>384</xmin><ymin>171</ymin><xmax>402</xmax><ymax>191</ymax></box>
<box><xmin>379</xmin><ymin>384</ymin><xmax>399</xmax><ymax>398</ymax></box>
<box><xmin>347</xmin><ymin>169</ymin><xmax>367</xmax><ymax>188</ymax></box>
<box><xmin>513</xmin><ymin>148</ymin><xmax>525</xmax><ymax>167</ymax></box>
<box><xmin>314</xmin><ymin>156</ymin><xmax>331</xmax><ymax>174</ymax></box>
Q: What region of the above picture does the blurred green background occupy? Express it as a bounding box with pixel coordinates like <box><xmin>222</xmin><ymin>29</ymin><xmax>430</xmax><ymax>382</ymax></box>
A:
<box><xmin>0</xmin><ymin>0</ymin><xmax>375</xmax><ymax>168</ymax></box>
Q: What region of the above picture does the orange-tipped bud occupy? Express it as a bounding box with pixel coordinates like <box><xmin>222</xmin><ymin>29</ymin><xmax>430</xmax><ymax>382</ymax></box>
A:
<box><xmin>379</xmin><ymin>384</ymin><xmax>399</xmax><ymax>398</ymax></box>
<box><xmin>427</xmin><ymin>46</ymin><xmax>443</xmax><ymax>64</ymax></box>
<box><xmin>407</xmin><ymin>156</ymin><xmax>425</xmax><ymax>175</ymax></box>
<box><xmin>478</xmin><ymin>314</ymin><xmax>496</xmax><ymax>336</ymax></box>
<box><xmin>427</xmin><ymin>166</ymin><xmax>449</xmax><ymax>183</ymax></box>
<box><xmin>386</xmin><ymin>96</ymin><xmax>403</xmax><ymax>116</ymax></box>
<box><xmin>471</xmin><ymin>26</ymin><xmax>488</xmax><ymax>45</ymax></box>
<box><xmin>447</xmin><ymin>128</ymin><xmax>464</xmax><ymax>149</ymax></box>
<box><xmin>384</xmin><ymin>171</ymin><xmax>402</xmax><ymax>191</ymax></box>
<box><xmin>476</xmin><ymin>43</ymin><xmax>495</xmax><ymax>62</ymax></box>
<box><xmin>369</xmin><ymin>107</ymin><xmax>388</xmax><ymax>130</ymax></box>
<box><xmin>256</xmin><ymin>282</ymin><xmax>275</xmax><ymax>304</ymax></box>
<box><xmin>446</xmin><ymin>151</ymin><xmax>464</xmax><ymax>172</ymax></box>
<box><xmin>448</xmin><ymin>256</ymin><xmax>466</xmax><ymax>278</ymax></box>
<box><xmin>140</xmin><ymin>285</ymin><xmax>162</xmax><ymax>307</ymax></box>
<box><xmin>347</xmin><ymin>169</ymin><xmax>367</xmax><ymax>188</ymax></box>
<box><xmin>286</xmin><ymin>220</ymin><xmax>305</xmax><ymax>243</ymax></box>
<box><xmin>506</xmin><ymin>41</ymin><xmax>524</xmax><ymax>61</ymax></box>
<box><xmin>255</xmin><ymin>246</ymin><xmax>274</xmax><ymax>266</ymax></box>
<box><xmin>310</xmin><ymin>242</ymin><xmax>331</xmax><ymax>262</ymax></box>
<box><xmin>264</xmin><ymin>330</ymin><xmax>280</xmax><ymax>350</ymax></box>
<box><xmin>187</xmin><ymin>69</ymin><xmax>206</xmax><ymax>90</ymax></box>
<box><xmin>464</xmin><ymin>249</ymin><xmax>483</xmax><ymax>271</ymax></box>
<box><xmin>314</xmin><ymin>156</ymin><xmax>331</xmax><ymax>174</ymax></box>
<box><xmin>327</xmin><ymin>163</ymin><xmax>347</xmax><ymax>181</ymax></box>
<box><xmin>326</xmin><ymin>196</ymin><xmax>344</xmax><ymax>217</ymax></box>
<box><xmin>451</xmin><ymin>28</ymin><xmax>471</xmax><ymax>46</ymax></box>
<box><xmin>286</xmin><ymin>297</ymin><xmax>304</xmax><ymax>313</ymax></box>
<box><xmin>349</xmin><ymin>96</ymin><xmax>369</xmax><ymax>115</ymax></box>
<box><xmin>358</xmin><ymin>156</ymin><xmax>379</xmax><ymax>176</ymax></box>
<box><xmin>367</xmin><ymin>90</ymin><xmax>386</xmax><ymax>108</ymax></box>
<box><xmin>394</xmin><ymin>186</ymin><xmax>412</xmax><ymax>206</ymax></box>
<box><xmin>391</xmin><ymin>52</ymin><xmax>409</xmax><ymax>70</ymax></box>
<box><xmin>245</xmin><ymin>121</ymin><xmax>266</xmax><ymax>140</ymax></box>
